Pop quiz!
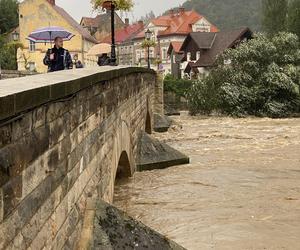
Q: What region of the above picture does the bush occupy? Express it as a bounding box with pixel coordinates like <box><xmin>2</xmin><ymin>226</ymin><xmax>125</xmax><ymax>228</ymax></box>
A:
<box><xmin>186</xmin><ymin>32</ymin><xmax>300</xmax><ymax>118</ymax></box>
<box><xmin>163</xmin><ymin>74</ymin><xmax>193</xmax><ymax>97</ymax></box>
<box><xmin>0</xmin><ymin>39</ymin><xmax>23</xmax><ymax>70</ymax></box>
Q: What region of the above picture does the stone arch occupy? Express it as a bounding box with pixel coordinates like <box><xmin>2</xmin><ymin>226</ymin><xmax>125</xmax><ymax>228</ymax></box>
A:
<box><xmin>116</xmin><ymin>151</ymin><xmax>131</xmax><ymax>180</ymax></box>
<box><xmin>103</xmin><ymin>119</ymin><xmax>135</xmax><ymax>203</ymax></box>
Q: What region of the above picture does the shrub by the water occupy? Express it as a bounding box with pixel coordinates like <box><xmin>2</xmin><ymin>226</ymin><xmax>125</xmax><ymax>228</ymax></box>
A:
<box><xmin>186</xmin><ymin>32</ymin><xmax>300</xmax><ymax>118</ymax></box>
<box><xmin>163</xmin><ymin>74</ymin><xmax>193</xmax><ymax>98</ymax></box>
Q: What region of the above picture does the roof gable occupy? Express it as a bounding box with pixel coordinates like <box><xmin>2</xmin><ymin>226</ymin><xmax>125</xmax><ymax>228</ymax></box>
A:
<box><xmin>101</xmin><ymin>22</ymin><xmax>144</xmax><ymax>44</ymax></box>
<box><xmin>133</xmin><ymin>10</ymin><xmax>218</xmax><ymax>39</ymax></box>
<box><xmin>52</xmin><ymin>5</ymin><xmax>98</xmax><ymax>43</ymax></box>
<box><xmin>193</xmin><ymin>27</ymin><xmax>253</xmax><ymax>67</ymax></box>
<box><xmin>167</xmin><ymin>41</ymin><xmax>183</xmax><ymax>55</ymax></box>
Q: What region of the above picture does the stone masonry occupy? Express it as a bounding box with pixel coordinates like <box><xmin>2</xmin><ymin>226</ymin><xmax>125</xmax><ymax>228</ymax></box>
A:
<box><xmin>0</xmin><ymin>66</ymin><xmax>156</xmax><ymax>249</ymax></box>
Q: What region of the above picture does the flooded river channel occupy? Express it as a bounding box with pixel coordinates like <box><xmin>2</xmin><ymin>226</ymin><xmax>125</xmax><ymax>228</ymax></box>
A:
<box><xmin>114</xmin><ymin>116</ymin><xmax>300</xmax><ymax>250</ymax></box>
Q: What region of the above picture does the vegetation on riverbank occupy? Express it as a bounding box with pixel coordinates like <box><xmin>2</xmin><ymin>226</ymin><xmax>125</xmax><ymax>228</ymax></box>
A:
<box><xmin>186</xmin><ymin>32</ymin><xmax>300</xmax><ymax>118</ymax></box>
<box><xmin>164</xmin><ymin>74</ymin><xmax>192</xmax><ymax>98</ymax></box>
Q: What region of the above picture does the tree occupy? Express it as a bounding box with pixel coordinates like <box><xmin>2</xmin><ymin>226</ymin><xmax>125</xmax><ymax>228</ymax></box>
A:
<box><xmin>92</xmin><ymin>0</ymin><xmax>133</xmax><ymax>11</ymax></box>
<box><xmin>0</xmin><ymin>0</ymin><xmax>18</xmax><ymax>34</ymax></box>
<box><xmin>186</xmin><ymin>33</ymin><xmax>300</xmax><ymax>118</ymax></box>
<box><xmin>262</xmin><ymin>0</ymin><xmax>288</xmax><ymax>35</ymax></box>
<box><xmin>0</xmin><ymin>41</ymin><xmax>23</xmax><ymax>70</ymax></box>
<box><xmin>288</xmin><ymin>0</ymin><xmax>300</xmax><ymax>38</ymax></box>
<box><xmin>166</xmin><ymin>0</ymin><xmax>262</xmax><ymax>31</ymax></box>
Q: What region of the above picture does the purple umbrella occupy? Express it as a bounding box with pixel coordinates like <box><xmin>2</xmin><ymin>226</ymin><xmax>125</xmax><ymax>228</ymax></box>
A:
<box><xmin>27</xmin><ymin>26</ymin><xmax>74</xmax><ymax>43</ymax></box>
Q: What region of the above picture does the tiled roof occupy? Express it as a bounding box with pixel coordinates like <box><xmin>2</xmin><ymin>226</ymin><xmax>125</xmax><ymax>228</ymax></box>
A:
<box><xmin>80</xmin><ymin>13</ymin><xmax>115</xmax><ymax>28</ymax></box>
<box><xmin>53</xmin><ymin>5</ymin><xmax>98</xmax><ymax>43</ymax></box>
<box><xmin>189</xmin><ymin>32</ymin><xmax>217</xmax><ymax>49</ymax></box>
<box><xmin>133</xmin><ymin>10</ymin><xmax>218</xmax><ymax>40</ymax></box>
<box><xmin>191</xmin><ymin>27</ymin><xmax>253</xmax><ymax>67</ymax></box>
<box><xmin>101</xmin><ymin>22</ymin><xmax>144</xmax><ymax>44</ymax></box>
<box><xmin>167</xmin><ymin>41</ymin><xmax>183</xmax><ymax>55</ymax></box>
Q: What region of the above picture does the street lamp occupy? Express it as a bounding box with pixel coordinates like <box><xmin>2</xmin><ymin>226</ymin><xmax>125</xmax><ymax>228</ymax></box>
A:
<box><xmin>102</xmin><ymin>1</ymin><xmax>117</xmax><ymax>66</ymax></box>
<box><xmin>145</xmin><ymin>29</ymin><xmax>152</xmax><ymax>69</ymax></box>
<box><xmin>12</xmin><ymin>30</ymin><xmax>19</xmax><ymax>42</ymax></box>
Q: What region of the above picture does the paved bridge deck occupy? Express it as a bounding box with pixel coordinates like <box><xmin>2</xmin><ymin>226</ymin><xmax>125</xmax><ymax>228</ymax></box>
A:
<box><xmin>0</xmin><ymin>66</ymin><xmax>152</xmax><ymax>122</ymax></box>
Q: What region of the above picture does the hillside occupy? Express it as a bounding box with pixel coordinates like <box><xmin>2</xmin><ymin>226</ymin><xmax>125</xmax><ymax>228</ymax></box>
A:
<box><xmin>176</xmin><ymin>0</ymin><xmax>263</xmax><ymax>31</ymax></box>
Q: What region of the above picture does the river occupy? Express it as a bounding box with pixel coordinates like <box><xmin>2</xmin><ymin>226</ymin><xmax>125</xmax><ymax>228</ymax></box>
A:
<box><xmin>114</xmin><ymin>115</ymin><xmax>300</xmax><ymax>250</ymax></box>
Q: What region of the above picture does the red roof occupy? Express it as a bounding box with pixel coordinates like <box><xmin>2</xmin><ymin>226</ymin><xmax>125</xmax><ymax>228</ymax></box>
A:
<box><xmin>101</xmin><ymin>22</ymin><xmax>144</xmax><ymax>44</ymax></box>
<box><xmin>167</xmin><ymin>41</ymin><xmax>183</xmax><ymax>55</ymax></box>
<box><xmin>134</xmin><ymin>10</ymin><xmax>218</xmax><ymax>39</ymax></box>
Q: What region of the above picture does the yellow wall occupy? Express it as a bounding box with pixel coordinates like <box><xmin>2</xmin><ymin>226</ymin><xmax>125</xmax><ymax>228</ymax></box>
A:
<box><xmin>19</xmin><ymin>0</ymin><xmax>97</xmax><ymax>72</ymax></box>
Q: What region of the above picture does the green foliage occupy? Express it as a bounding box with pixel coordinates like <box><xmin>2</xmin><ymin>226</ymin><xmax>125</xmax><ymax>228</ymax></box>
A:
<box><xmin>186</xmin><ymin>32</ymin><xmax>300</xmax><ymax>118</ymax></box>
<box><xmin>262</xmin><ymin>0</ymin><xmax>288</xmax><ymax>36</ymax></box>
<box><xmin>164</xmin><ymin>74</ymin><xmax>193</xmax><ymax>98</ymax></box>
<box><xmin>0</xmin><ymin>40</ymin><xmax>23</xmax><ymax>70</ymax></box>
<box><xmin>141</xmin><ymin>39</ymin><xmax>156</xmax><ymax>49</ymax></box>
<box><xmin>174</xmin><ymin>0</ymin><xmax>262</xmax><ymax>31</ymax></box>
<box><xmin>92</xmin><ymin>0</ymin><xmax>133</xmax><ymax>11</ymax></box>
<box><xmin>0</xmin><ymin>0</ymin><xmax>18</xmax><ymax>34</ymax></box>
<box><xmin>287</xmin><ymin>0</ymin><xmax>300</xmax><ymax>38</ymax></box>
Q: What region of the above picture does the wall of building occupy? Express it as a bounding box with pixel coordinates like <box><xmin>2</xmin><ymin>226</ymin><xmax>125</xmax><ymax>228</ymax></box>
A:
<box><xmin>18</xmin><ymin>0</ymin><xmax>96</xmax><ymax>73</ymax></box>
<box><xmin>0</xmin><ymin>67</ymin><xmax>156</xmax><ymax>249</ymax></box>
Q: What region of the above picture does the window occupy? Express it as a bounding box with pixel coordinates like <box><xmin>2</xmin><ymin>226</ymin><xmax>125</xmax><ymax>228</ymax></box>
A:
<box><xmin>196</xmin><ymin>51</ymin><xmax>201</xmax><ymax>60</ymax></box>
<box><xmin>29</xmin><ymin>41</ymin><xmax>35</xmax><ymax>52</ymax></box>
<box><xmin>136</xmin><ymin>50</ymin><xmax>141</xmax><ymax>62</ymax></box>
<box><xmin>187</xmin><ymin>52</ymin><xmax>191</xmax><ymax>61</ymax></box>
<box><xmin>149</xmin><ymin>49</ymin><xmax>154</xmax><ymax>58</ymax></box>
<box><xmin>173</xmin><ymin>55</ymin><xmax>176</xmax><ymax>63</ymax></box>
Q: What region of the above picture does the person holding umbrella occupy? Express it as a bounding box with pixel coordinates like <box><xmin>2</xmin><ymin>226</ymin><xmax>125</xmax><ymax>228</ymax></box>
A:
<box><xmin>27</xmin><ymin>26</ymin><xmax>75</xmax><ymax>72</ymax></box>
<box><xmin>43</xmin><ymin>37</ymin><xmax>73</xmax><ymax>72</ymax></box>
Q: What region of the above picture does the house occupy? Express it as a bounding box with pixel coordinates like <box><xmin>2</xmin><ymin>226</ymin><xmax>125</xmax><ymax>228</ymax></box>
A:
<box><xmin>167</xmin><ymin>42</ymin><xmax>184</xmax><ymax>79</ymax></box>
<box><xmin>18</xmin><ymin>0</ymin><xmax>98</xmax><ymax>73</ymax></box>
<box><xmin>180</xmin><ymin>27</ymin><xmax>253</xmax><ymax>78</ymax></box>
<box><xmin>132</xmin><ymin>8</ymin><xmax>218</xmax><ymax>73</ymax></box>
<box><xmin>80</xmin><ymin>12</ymin><xmax>125</xmax><ymax>42</ymax></box>
<box><xmin>101</xmin><ymin>20</ymin><xmax>144</xmax><ymax>65</ymax></box>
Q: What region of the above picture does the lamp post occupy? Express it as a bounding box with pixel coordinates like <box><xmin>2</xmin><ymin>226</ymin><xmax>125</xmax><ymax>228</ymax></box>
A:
<box><xmin>12</xmin><ymin>30</ymin><xmax>19</xmax><ymax>70</ymax></box>
<box><xmin>102</xmin><ymin>1</ymin><xmax>117</xmax><ymax>66</ymax></box>
<box><xmin>145</xmin><ymin>29</ymin><xmax>152</xmax><ymax>69</ymax></box>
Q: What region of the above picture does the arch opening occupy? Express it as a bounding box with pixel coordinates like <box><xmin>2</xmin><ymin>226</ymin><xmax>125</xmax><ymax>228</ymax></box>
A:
<box><xmin>115</xmin><ymin>151</ymin><xmax>131</xmax><ymax>180</ymax></box>
<box><xmin>145</xmin><ymin>111</ymin><xmax>152</xmax><ymax>134</ymax></box>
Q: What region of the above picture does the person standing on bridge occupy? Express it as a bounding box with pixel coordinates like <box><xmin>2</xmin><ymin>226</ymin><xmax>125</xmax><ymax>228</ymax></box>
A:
<box><xmin>43</xmin><ymin>37</ymin><xmax>73</xmax><ymax>72</ymax></box>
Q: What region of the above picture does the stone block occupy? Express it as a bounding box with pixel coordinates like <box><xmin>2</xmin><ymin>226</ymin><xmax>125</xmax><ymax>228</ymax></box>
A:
<box><xmin>15</xmin><ymin>87</ymin><xmax>50</xmax><ymax>115</ymax></box>
<box><xmin>136</xmin><ymin>131</ymin><xmax>190</xmax><ymax>172</ymax></box>
<box><xmin>0</xmin><ymin>124</ymin><xmax>12</xmax><ymax>149</ymax></box>
<box><xmin>91</xmin><ymin>199</ymin><xmax>186</xmax><ymax>250</ymax></box>
<box><xmin>0</xmin><ymin>95</ymin><xmax>15</xmax><ymax>122</ymax></box>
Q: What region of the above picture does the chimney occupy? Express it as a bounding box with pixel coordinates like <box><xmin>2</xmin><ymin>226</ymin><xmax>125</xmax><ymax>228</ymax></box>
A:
<box><xmin>47</xmin><ymin>0</ymin><xmax>55</xmax><ymax>5</ymax></box>
<box><xmin>125</xmin><ymin>18</ymin><xmax>129</xmax><ymax>27</ymax></box>
<box><xmin>178</xmin><ymin>7</ymin><xmax>185</xmax><ymax>15</ymax></box>
<box><xmin>138</xmin><ymin>20</ymin><xmax>143</xmax><ymax>26</ymax></box>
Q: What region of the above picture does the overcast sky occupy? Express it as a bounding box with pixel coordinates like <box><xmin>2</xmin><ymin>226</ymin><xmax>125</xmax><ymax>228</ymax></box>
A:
<box><xmin>56</xmin><ymin>0</ymin><xmax>186</xmax><ymax>22</ymax></box>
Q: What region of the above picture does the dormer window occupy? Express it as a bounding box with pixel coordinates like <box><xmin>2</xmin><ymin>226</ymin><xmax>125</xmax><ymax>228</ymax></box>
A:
<box><xmin>196</xmin><ymin>51</ymin><xmax>201</xmax><ymax>60</ymax></box>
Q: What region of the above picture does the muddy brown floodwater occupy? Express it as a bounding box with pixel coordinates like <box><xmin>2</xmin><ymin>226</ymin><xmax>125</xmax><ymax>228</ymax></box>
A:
<box><xmin>114</xmin><ymin>116</ymin><xmax>300</xmax><ymax>250</ymax></box>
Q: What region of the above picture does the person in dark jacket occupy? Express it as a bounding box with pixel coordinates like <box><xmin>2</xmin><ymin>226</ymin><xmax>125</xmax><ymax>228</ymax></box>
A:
<box><xmin>97</xmin><ymin>53</ymin><xmax>110</xmax><ymax>66</ymax></box>
<box><xmin>43</xmin><ymin>37</ymin><xmax>73</xmax><ymax>72</ymax></box>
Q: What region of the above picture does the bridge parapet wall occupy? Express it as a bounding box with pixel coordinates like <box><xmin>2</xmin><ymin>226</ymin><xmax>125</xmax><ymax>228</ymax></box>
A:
<box><xmin>0</xmin><ymin>66</ymin><xmax>156</xmax><ymax>249</ymax></box>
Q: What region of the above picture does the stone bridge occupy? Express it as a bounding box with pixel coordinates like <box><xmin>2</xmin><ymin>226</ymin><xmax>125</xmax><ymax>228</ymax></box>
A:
<box><xmin>0</xmin><ymin>67</ymin><xmax>162</xmax><ymax>249</ymax></box>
